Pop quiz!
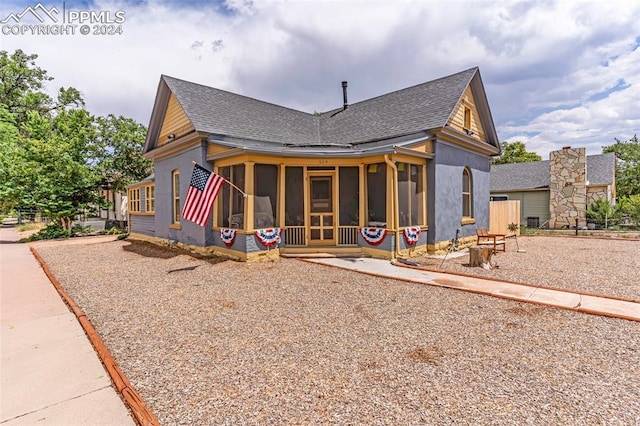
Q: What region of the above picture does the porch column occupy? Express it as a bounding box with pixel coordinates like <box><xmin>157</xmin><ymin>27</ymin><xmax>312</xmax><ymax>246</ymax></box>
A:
<box><xmin>358</xmin><ymin>164</ymin><xmax>366</xmax><ymax>226</ymax></box>
<box><xmin>278</xmin><ymin>163</ymin><xmax>285</xmax><ymax>228</ymax></box>
<box><xmin>245</xmin><ymin>161</ymin><xmax>255</xmax><ymax>230</ymax></box>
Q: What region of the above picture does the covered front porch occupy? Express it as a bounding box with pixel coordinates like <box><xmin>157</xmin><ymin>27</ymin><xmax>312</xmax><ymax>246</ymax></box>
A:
<box><xmin>208</xmin><ymin>151</ymin><xmax>430</xmax><ymax>261</ymax></box>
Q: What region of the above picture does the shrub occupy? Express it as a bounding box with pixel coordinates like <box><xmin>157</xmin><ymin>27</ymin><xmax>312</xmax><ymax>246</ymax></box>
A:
<box><xmin>586</xmin><ymin>198</ymin><xmax>619</xmax><ymax>227</ymax></box>
<box><xmin>28</xmin><ymin>224</ymin><xmax>71</xmax><ymax>241</ymax></box>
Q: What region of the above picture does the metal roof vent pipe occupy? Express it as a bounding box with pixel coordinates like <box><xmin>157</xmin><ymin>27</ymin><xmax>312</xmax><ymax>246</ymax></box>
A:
<box><xmin>342</xmin><ymin>81</ymin><xmax>348</xmax><ymax>110</ymax></box>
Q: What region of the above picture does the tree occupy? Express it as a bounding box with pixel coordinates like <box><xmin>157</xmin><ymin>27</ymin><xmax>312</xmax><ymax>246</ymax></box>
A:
<box><xmin>0</xmin><ymin>105</ymin><xmax>23</xmax><ymax>212</ymax></box>
<box><xmin>92</xmin><ymin>114</ymin><xmax>153</xmax><ymax>193</ymax></box>
<box><xmin>492</xmin><ymin>141</ymin><xmax>542</xmax><ymax>164</ymax></box>
<box><xmin>0</xmin><ymin>50</ymin><xmax>83</xmax><ymax>124</ymax></box>
<box><xmin>13</xmin><ymin>107</ymin><xmax>103</xmax><ymax>229</ymax></box>
<box><xmin>603</xmin><ymin>135</ymin><xmax>640</xmax><ymax>197</ymax></box>
<box><xmin>1</xmin><ymin>49</ymin><xmax>152</xmax><ymax>227</ymax></box>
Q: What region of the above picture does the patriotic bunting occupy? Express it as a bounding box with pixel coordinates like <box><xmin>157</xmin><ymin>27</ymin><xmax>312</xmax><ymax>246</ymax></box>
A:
<box><xmin>403</xmin><ymin>226</ymin><xmax>422</xmax><ymax>245</ymax></box>
<box><xmin>220</xmin><ymin>228</ymin><xmax>237</xmax><ymax>247</ymax></box>
<box><xmin>360</xmin><ymin>227</ymin><xmax>387</xmax><ymax>246</ymax></box>
<box><xmin>255</xmin><ymin>228</ymin><xmax>282</xmax><ymax>247</ymax></box>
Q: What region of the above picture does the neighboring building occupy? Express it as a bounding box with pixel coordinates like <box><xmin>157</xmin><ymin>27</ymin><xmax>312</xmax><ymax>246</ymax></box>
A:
<box><xmin>129</xmin><ymin>67</ymin><xmax>500</xmax><ymax>260</ymax></box>
<box><xmin>97</xmin><ymin>187</ymin><xmax>128</xmax><ymax>223</ymax></box>
<box><xmin>490</xmin><ymin>147</ymin><xmax>616</xmax><ymax>228</ymax></box>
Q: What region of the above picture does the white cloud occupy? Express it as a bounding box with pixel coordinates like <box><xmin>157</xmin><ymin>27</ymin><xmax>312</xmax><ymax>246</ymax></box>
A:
<box><xmin>1</xmin><ymin>0</ymin><xmax>639</xmax><ymax>156</ymax></box>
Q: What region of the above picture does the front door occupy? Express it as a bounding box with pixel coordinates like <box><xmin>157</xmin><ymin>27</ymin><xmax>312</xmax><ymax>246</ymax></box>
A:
<box><xmin>308</xmin><ymin>174</ymin><xmax>335</xmax><ymax>245</ymax></box>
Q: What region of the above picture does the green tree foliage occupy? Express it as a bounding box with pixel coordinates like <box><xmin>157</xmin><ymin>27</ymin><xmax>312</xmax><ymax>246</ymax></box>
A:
<box><xmin>616</xmin><ymin>195</ymin><xmax>640</xmax><ymax>226</ymax></box>
<box><xmin>0</xmin><ymin>49</ymin><xmax>151</xmax><ymax>229</ymax></box>
<box><xmin>492</xmin><ymin>141</ymin><xmax>542</xmax><ymax>165</ymax></box>
<box><xmin>603</xmin><ymin>135</ymin><xmax>640</xmax><ymax>197</ymax></box>
<box><xmin>10</xmin><ymin>108</ymin><xmax>102</xmax><ymax>229</ymax></box>
<box><xmin>586</xmin><ymin>198</ymin><xmax>619</xmax><ymax>226</ymax></box>
<box><xmin>0</xmin><ymin>50</ymin><xmax>83</xmax><ymax>124</ymax></box>
<box><xmin>92</xmin><ymin>114</ymin><xmax>153</xmax><ymax>192</ymax></box>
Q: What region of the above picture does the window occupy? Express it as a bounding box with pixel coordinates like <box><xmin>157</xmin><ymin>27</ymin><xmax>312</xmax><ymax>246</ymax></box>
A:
<box><xmin>217</xmin><ymin>164</ymin><xmax>245</xmax><ymax>228</ymax></box>
<box><xmin>254</xmin><ymin>164</ymin><xmax>278</xmax><ymax>228</ymax></box>
<box><xmin>462</xmin><ymin>167</ymin><xmax>472</xmax><ymax>218</ymax></box>
<box><xmin>172</xmin><ymin>170</ymin><xmax>180</xmax><ymax>223</ymax></box>
<box><xmin>285</xmin><ymin>167</ymin><xmax>304</xmax><ymax>226</ymax></box>
<box><xmin>129</xmin><ymin>188</ymin><xmax>140</xmax><ymax>213</ymax></box>
<box><xmin>397</xmin><ymin>162</ymin><xmax>425</xmax><ymax>227</ymax></box>
<box><xmin>339</xmin><ymin>167</ymin><xmax>359</xmax><ymax>226</ymax></box>
<box><xmin>464</xmin><ymin>106</ymin><xmax>471</xmax><ymax>130</ymax></box>
<box><xmin>366</xmin><ymin>163</ymin><xmax>386</xmax><ymax>226</ymax></box>
<box><xmin>145</xmin><ymin>185</ymin><xmax>155</xmax><ymax>213</ymax></box>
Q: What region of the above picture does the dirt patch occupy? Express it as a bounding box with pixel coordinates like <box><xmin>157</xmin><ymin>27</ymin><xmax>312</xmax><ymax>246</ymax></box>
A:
<box><xmin>122</xmin><ymin>239</ymin><xmax>228</xmax><ymax>265</ymax></box>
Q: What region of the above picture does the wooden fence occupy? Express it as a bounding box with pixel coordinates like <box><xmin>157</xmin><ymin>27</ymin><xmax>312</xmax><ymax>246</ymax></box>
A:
<box><xmin>489</xmin><ymin>200</ymin><xmax>521</xmax><ymax>236</ymax></box>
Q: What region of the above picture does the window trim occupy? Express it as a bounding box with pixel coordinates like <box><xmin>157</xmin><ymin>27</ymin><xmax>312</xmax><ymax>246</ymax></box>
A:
<box><xmin>145</xmin><ymin>184</ymin><xmax>155</xmax><ymax>214</ymax></box>
<box><xmin>172</xmin><ymin>169</ymin><xmax>180</xmax><ymax>224</ymax></box>
<box><xmin>462</xmin><ymin>167</ymin><xmax>473</xmax><ymax>219</ymax></box>
<box><xmin>128</xmin><ymin>188</ymin><xmax>141</xmax><ymax>213</ymax></box>
<box><xmin>463</xmin><ymin>106</ymin><xmax>472</xmax><ymax>130</ymax></box>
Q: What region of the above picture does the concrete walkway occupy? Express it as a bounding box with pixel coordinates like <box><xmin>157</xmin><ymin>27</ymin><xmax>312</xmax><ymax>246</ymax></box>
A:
<box><xmin>303</xmin><ymin>257</ymin><xmax>640</xmax><ymax>322</ymax></box>
<box><xmin>0</xmin><ymin>226</ymin><xmax>134</xmax><ymax>425</ymax></box>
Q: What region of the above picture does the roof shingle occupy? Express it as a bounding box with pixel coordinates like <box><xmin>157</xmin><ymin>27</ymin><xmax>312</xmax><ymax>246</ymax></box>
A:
<box><xmin>490</xmin><ymin>153</ymin><xmax>616</xmax><ymax>192</ymax></box>
<box><xmin>161</xmin><ymin>67</ymin><xmax>479</xmax><ymax>147</ymax></box>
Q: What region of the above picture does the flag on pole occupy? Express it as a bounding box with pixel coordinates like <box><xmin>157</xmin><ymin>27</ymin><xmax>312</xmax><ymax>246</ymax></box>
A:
<box><xmin>182</xmin><ymin>164</ymin><xmax>224</xmax><ymax>227</ymax></box>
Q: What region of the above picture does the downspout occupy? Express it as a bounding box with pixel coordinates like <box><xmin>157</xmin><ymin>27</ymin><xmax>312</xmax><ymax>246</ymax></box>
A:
<box><xmin>384</xmin><ymin>155</ymin><xmax>400</xmax><ymax>260</ymax></box>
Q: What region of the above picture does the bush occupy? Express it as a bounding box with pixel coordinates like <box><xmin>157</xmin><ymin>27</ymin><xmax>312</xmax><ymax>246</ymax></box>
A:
<box><xmin>616</xmin><ymin>195</ymin><xmax>640</xmax><ymax>227</ymax></box>
<box><xmin>28</xmin><ymin>224</ymin><xmax>71</xmax><ymax>241</ymax></box>
<box><xmin>586</xmin><ymin>198</ymin><xmax>619</xmax><ymax>228</ymax></box>
<box><xmin>70</xmin><ymin>224</ymin><xmax>93</xmax><ymax>236</ymax></box>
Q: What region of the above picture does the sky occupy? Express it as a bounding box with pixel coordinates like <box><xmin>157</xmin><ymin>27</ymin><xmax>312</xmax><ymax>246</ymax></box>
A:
<box><xmin>1</xmin><ymin>0</ymin><xmax>639</xmax><ymax>158</ymax></box>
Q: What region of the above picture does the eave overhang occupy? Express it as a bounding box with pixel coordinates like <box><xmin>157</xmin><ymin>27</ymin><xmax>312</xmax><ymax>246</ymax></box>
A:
<box><xmin>207</xmin><ymin>134</ymin><xmax>434</xmax><ymax>161</ymax></box>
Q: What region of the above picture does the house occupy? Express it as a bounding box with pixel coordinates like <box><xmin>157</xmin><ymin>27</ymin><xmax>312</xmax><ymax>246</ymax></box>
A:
<box><xmin>490</xmin><ymin>147</ymin><xmax>616</xmax><ymax>228</ymax></box>
<box><xmin>128</xmin><ymin>67</ymin><xmax>500</xmax><ymax>261</ymax></box>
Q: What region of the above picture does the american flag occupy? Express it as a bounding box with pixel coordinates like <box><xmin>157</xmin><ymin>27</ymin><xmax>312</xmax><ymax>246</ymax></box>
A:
<box><xmin>182</xmin><ymin>164</ymin><xmax>224</xmax><ymax>227</ymax></box>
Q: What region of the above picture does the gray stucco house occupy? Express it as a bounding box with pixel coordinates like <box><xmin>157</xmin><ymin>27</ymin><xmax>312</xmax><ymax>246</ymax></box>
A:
<box><xmin>129</xmin><ymin>67</ymin><xmax>500</xmax><ymax>260</ymax></box>
<box><xmin>490</xmin><ymin>147</ymin><xmax>616</xmax><ymax>228</ymax></box>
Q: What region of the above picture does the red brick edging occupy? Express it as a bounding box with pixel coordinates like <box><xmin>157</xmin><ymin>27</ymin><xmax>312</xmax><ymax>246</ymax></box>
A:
<box><xmin>30</xmin><ymin>246</ymin><xmax>159</xmax><ymax>426</ymax></box>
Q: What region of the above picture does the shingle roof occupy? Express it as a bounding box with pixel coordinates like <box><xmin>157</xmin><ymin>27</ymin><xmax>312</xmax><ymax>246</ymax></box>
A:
<box><xmin>490</xmin><ymin>153</ymin><xmax>616</xmax><ymax>192</ymax></box>
<box><xmin>159</xmin><ymin>67</ymin><xmax>481</xmax><ymax>147</ymax></box>
<box><xmin>490</xmin><ymin>161</ymin><xmax>550</xmax><ymax>191</ymax></box>
<box><xmin>317</xmin><ymin>68</ymin><xmax>477</xmax><ymax>145</ymax></box>
<box><xmin>163</xmin><ymin>76</ymin><xmax>319</xmax><ymax>145</ymax></box>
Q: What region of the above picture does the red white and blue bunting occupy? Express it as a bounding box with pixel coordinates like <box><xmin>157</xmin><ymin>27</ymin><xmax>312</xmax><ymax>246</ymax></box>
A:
<box><xmin>360</xmin><ymin>227</ymin><xmax>387</xmax><ymax>246</ymax></box>
<box><xmin>220</xmin><ymin>228</ymin><xmax>237</xmax><ymax>247</ymax></box>
<box><xmin>255</xmin><ymin>228</ymin><xmax>282</xmax><ymax>247</ymax></box>
<box><xmin>403</xmin><ymin>226</ymin><xmax>422</xmax><ymax>245</ymax></box>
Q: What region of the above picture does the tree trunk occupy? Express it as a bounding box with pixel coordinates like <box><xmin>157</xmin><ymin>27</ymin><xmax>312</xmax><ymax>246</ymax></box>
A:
<box><xmin>469</xmin><ymin>246</ymin><xmax>493</xmax><ymax>269</ymax></box>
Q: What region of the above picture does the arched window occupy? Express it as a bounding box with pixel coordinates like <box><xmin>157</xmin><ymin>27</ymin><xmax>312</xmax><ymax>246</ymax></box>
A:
<box><xmin>462</xmin><ymin>167</ymin><xmax>472</xmax><ymax>218</ymax></box>
<box><xmin>172</xmin><ymin>169</ymin><xmax>180</xmax><ymax>224</ymax></box>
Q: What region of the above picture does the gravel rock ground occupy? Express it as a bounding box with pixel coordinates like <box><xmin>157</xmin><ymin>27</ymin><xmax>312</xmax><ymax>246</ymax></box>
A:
<box><xmin>411</xmin><ymin>236</ymin><xmax>640</xmax><ymax>301</ymax></box>
<box><xmin>35</xmin><ymin>239</ymin><xmax>640</xmax><ymax>425</ymax></box>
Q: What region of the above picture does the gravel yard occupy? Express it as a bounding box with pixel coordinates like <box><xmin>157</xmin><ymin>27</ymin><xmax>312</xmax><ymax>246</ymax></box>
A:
<box><xmin>411</xmin><ymin>235</ymin><xmax>640</xmax><ymax>301</ymax></box>
<box><xmin>35</xmin><ymin>238</ymin><xmax>640</xmax><ymax>425</ymax></box>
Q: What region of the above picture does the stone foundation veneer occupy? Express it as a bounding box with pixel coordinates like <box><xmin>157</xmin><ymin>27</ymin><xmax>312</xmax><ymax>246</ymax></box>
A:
<box><xmin>549</xmin><ymin>147</ymin><xmax>587</xmax><ymax>229</ymax></box>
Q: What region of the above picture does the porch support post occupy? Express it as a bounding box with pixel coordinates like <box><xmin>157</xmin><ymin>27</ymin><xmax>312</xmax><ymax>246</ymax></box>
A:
<box><xmin>278</xmin><ymin>163</ymin><xmax>286</xmax><ymax>228</ymax></box>
<box><xmin>245</xmin><ymin>161</ymin><xmax>255</xmax><ymax>231</ymax></box>
<box><xmin>384</xmin><ymin>155</ymin><xmax>399</xmax><ymax>259</ymax></box>
<box><xmin>358</xmin><ymin>163</ymin><xmax>366</xmax><ymax>227</ymax></box>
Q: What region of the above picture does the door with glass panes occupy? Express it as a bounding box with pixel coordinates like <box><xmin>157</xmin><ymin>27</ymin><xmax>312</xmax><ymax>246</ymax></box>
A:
<box><xmin>308</xmin><ymin>173</ymin><xmax>335</xmax><ymax>244</ymax></box>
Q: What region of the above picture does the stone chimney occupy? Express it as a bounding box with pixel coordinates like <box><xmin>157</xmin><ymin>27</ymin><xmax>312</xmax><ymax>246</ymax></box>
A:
<box><xmin>549</xmin><ymin>146</ymin><xmax>587</xmax><ymax>229</ymax></box>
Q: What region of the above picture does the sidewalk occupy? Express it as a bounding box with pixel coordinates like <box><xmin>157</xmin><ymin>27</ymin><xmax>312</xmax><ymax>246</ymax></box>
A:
<box><xmin>302</xmin><ymin>257</ymin><xmax>640</xmax><ymax>322</ymax></box>
<box><xmin>0</xmin><ymin>226</ymin><xmax>134</xmax><ymax>425</ymax></box>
